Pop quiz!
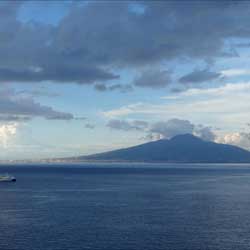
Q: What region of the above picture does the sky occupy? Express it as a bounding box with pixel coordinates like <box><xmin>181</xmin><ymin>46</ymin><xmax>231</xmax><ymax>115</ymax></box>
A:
<box><xmin>1</xmin><ymin>1</ymin><xmax>250</xmax><ymax>160</ymax></box>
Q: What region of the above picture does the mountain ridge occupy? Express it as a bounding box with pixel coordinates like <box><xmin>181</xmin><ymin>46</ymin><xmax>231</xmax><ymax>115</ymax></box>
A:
<box><xmin>75</xmin><ymin>134</ymin><xmax>250</xmax><ymax>163</ymax></box>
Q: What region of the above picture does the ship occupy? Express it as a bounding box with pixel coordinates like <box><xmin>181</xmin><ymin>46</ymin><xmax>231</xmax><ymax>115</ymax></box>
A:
<box><xmin>0</xmin><ymin>174</ymin><xmax>16</xmax><ymax>182</ymax></box>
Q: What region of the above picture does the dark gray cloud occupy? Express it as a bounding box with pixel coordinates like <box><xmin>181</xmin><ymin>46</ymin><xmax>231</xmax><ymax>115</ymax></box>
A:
<box><xmin>85</xmin><ymin>123</ymin><xmax>95</xmax><ymax>129</ymax></box>
<box><xmin>55</xmin><ymin>1</ymin><xmax>250</xmax><ymax>66</ymax></box>
<box><xmin>95</xmin><ymin>83</ymin><xmax>133</xmax><ymax>93</ymax></box>
<box><xmin>179</xmin><ymin>69</ymin><xmax>221</xmax><ymax>84</ymax></box>
<box><xmin>0</xmin><ymin>2</ymin><xmax>117</xmax><ymax>85</ymax></box>
<box><xmin>0</xmin><ymin>1</ymin><xmax>250</xmax><ymax>88</ymax></box>
<box><xmin>0</xmin><ymin>115</ymin><xmax>31</xmax><ymax>122</ymax></box>
<box><xmin>134</xmin><ymin>70</ymin><xmax>171</xmax><ymax>89</ymax></box>
<box><xmin>0</xmin><ymin>67</ymin><xmax>118</xmax><ymax>85</ymax></box>
<box><xmin>17</xmin><ymin>88</ymin><xmax>60</xmax><ymax>98</ymax></box>
<box><xmin>45</xmin><ymin>112</ymin><xmax>73</xmax><ymax>120</ymax></box>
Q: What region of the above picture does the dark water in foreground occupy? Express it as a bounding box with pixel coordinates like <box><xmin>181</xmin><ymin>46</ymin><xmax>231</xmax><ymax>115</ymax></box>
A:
<box><xmin>1</xmin><ymin>164</ymin><xmax>250</xmax><ymax>250</ymax></box>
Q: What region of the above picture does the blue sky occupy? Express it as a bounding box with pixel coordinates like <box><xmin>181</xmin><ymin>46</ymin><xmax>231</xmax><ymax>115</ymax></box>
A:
<box><xmin>1</xmin><ymin>1</ymin><xmax>250</xmax><ymax>160</ymax></box>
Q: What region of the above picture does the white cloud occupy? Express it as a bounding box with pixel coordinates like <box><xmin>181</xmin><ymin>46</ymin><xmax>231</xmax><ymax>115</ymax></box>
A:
<box><xmin>0</xmin><ymin>123</ymin><xmax>18</xmax><ymax>147</ymax></box>
<box><xmin>221</xmin><ymin>69</ymin><xmax>250</xmax><ymax>77</ymax></box>
<box><xmin>216</xmin><ymin>132</ymin><xmax>250</xmax><ymax>150</ymax></box>
<box><xmin>169</xmin><ymin>82</ymin><xmax>250</xmax><ymax>98</ymax></box>
<box><xmin>103</xmin><ymin>82</ymin><xmax>250</xmax><ymax>131</ymax></box>
<box><xmin>103</xmin><ymin>103</ymin><xmax>146</xmax><ymax>118</ymax></box>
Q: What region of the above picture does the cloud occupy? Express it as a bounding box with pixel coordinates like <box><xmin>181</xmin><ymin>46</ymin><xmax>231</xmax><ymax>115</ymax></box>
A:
<box><xmin>85</xmin><ymin>123</ymin><xmax>95</xmax><ymax>129</ymax></box>
<box><xmin>107</xmin><ymin>120</ymin><xmax>130</xmax><ymax>130</ymax></box>
<box><xmin>0</xmin><ymin>86</ymin><xmax>74</xmax><ymax>121</ymax></box>
<box><xmin>104</xmin><ymin>82</ymin><xmax>250</xmax><ymax>132</ymax></box>
<box><xmin>0</xmin><ymin>2</ymin><xmax>118</xmax><ymax>85</ymax></box>
<box><xmin>1</xmin><ymin>1</ymin><xmax>250</xmax><ymax>87</ymax></box>
<box><xmin>0</xmin><ymin>123</ymin><xmax>17</xmax><ymax>147</ymax></box>
<box><xmin>134</xmin><ymin>69</ymin><xmax>172</xmax><ymax>88</ymax></box>
<box><xmin>149</xmin><ymin>119</ymin><xmax>195</xmax><ymax>139</ymax></box>
<box><xmin>74</xmin><ymin>117</ymin><xmax>86</xmax><ymax>121</ymax></box>
<box><xmin>148</xmin><ymin>120</ymin><xmax>216</xmax><ymax>142</ymax></box>
<box><xmin>236</xmin><ymin>42</ymin><xmax>250</xmax><ymax>48</ymax></box>
<box><xmin>221</xmin><ymin>69</ymin><xmax>250</xmax><ymax>77</ymax></box>
<box><xmin>216</xmin><ymin>132</ymin><xmax>250</xmax><ymax>150</ymax></box>
<box><xmin>94</xmin><ymin>83</ymin><xmax>133</xmax><ymax>93</ymax></box>
<box><xmin>0</xmin><ymin>1</ymin><xmax>21</xmax><ymax>19</ymax></box>
<box><xmin>103</xmin><ymin>103</ymin><xmax>145</xmax><ymax>118</ymax></box>
<box><xmin>133</xmin><ymin>120</ymin><xmax>149</xmax><ymax>129</ymax></box>
<box><xmin>107</xmin><ymin>119</ymin><xmax>148</xmax><ymax>131</ymax></box>
<box><xmin>17</xmin><ymin>87</ymin><xmax>60</xmax><ymax>98</ymax></box>
<box><xmin>169</xmin><ymin>82</ymin><xmax>250</xmax><ymax>98</ymax></box>
<box><xmin>0</xmin><ymin>115</ymin><xmax>31</xmax><ymax>122</ymax></box>
<box><xmin>179</xmin><ymin>69</ymin><xmax>221</xmax><ymax>84</ymax></box>
<box><xmin>0</xmin><ymin>67</ymin><xmax>119</xmax><ymax>85</ymax></box>
<box><xmin>59</xmin><ymin>1</ymin><xmax>243</xmax><ymax>66</ymax></box>
<box><xmin>107</xmin><ymin>118</ymin><xmax>216</xmax><ymax>142</ymax></box>
<box><xmin>194</xmin><ymin>125</ymin><xmax>216</xmax><ymax>141</ymax></box>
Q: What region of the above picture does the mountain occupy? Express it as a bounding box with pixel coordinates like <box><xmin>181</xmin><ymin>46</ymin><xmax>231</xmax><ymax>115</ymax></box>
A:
<box><xmin>77</xmin><ymin>134</ymin><xmax>250</xmax><ymax>163</ymax></box>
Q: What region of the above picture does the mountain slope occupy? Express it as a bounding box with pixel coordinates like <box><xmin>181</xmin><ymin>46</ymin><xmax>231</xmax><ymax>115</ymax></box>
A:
<box><xmin>79</xmin><ymin>134</ymin><xmax>250</xmax><ymax>163</ymax></box>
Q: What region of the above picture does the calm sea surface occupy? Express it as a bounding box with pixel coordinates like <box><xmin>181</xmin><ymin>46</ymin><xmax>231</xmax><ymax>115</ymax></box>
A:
<box><xmin>1</xmin><ymin>163</ymin><xmax>250</xmax><ymax>250</ymax></box>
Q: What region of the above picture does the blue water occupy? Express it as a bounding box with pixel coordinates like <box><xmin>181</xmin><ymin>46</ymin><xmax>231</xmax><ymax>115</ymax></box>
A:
<box><xmin>1</xmin><ymin>163</ymin><xmax>250</xmax><ymax>250</ymax></box>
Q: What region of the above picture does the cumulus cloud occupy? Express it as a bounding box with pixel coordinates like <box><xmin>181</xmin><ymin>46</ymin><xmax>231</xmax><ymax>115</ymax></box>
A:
<box><xmin>149</xmin><ymin>119</ymin><xmax>194</xmax><ymax>139</ymax></box>
<box><xmin>179</xmin><ymin>69</ymin><xmax>221</xmax><ymax>84</ymax></box>
<box><xmin>0</xmin><ymin>123</ymin><xmax>17</xmax><ymax>147</ymax></box>
<box><xmin>107</xmin><ymin>118</ymin><xmax>216</xmax><ymax>142</ymax></box>
<box><xmin>0</xmin><ymin>86</ymin><xmax>74</xmax><ymax>121</ymax></box>
<box><xmin>194</xmin><ymin>125</ymin><xmax>216</xmax><ymax>141</ymax></box>
<box><xmin>0</xmin><ymin>2</ymin><xmax>118</xmax><ymax>85</ymax></box>
<box><xmin>0</xmin><ymin>1</ymin><xmax>249</xmax><ymax>88</ymax></box>
<box><xmin>148</xmin><ymin>119</ymin><xmax>216</xmax><ymax>141</ymax></box>
<box><xmin>134</xmin><ymin>70</ymin><xmax>172</xmax><ymax>89</ymax></box>
<box><xmin>216</xmin><ymin>131</ymin><xmax>250</xmax><ymax>150</ymax></box>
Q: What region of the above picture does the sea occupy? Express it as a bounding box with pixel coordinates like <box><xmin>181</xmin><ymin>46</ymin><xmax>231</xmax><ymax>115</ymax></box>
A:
<box><xmin>1</xmin><ymin>163</ymin><xmax>250</xmax><ymax>250</ymax></box>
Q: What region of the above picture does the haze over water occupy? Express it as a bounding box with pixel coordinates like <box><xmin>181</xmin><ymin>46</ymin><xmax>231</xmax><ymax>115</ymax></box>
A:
<box><xmin>1</xmin><ymin>164</ymin><xmax>250</xmax><ymax>250</ymax></box>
